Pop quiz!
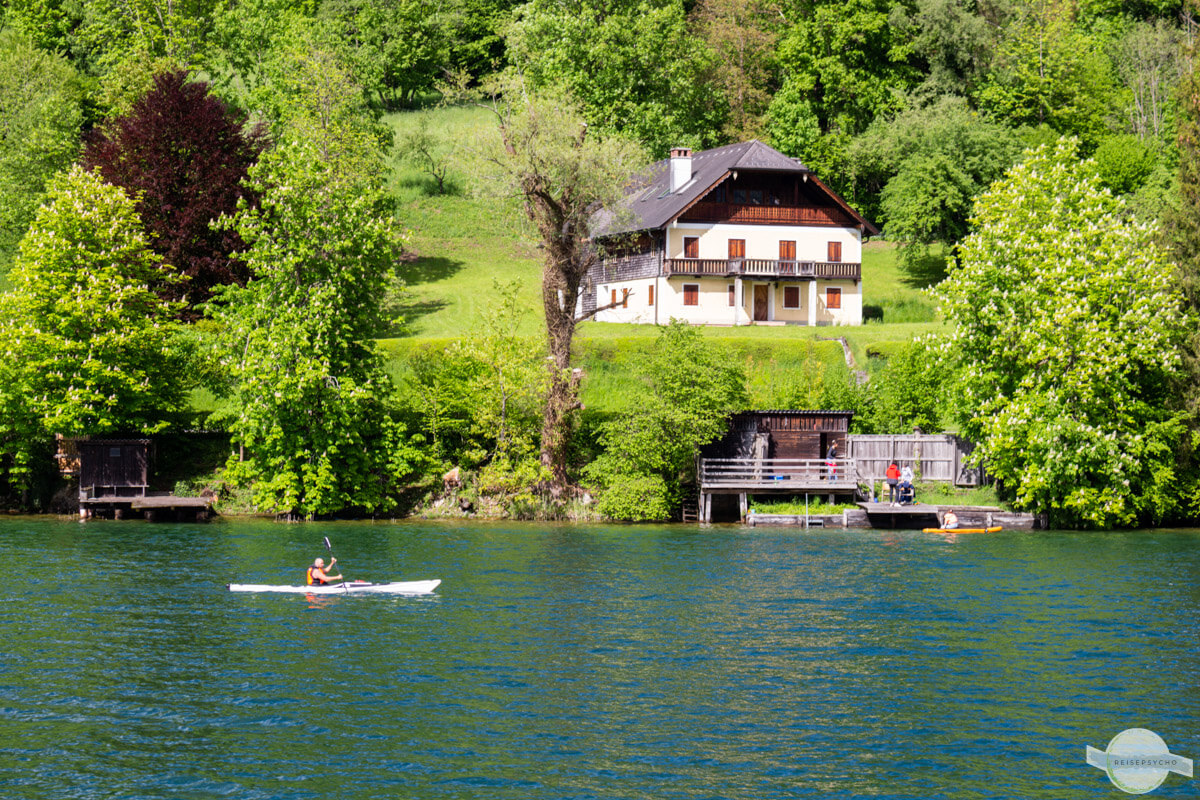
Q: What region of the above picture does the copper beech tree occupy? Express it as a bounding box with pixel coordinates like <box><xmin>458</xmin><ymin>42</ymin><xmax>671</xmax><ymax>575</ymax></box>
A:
<box><xmin>486</xmin><ymin>88</ymin><xmax>644</xmax><ymax>493</ymax></box>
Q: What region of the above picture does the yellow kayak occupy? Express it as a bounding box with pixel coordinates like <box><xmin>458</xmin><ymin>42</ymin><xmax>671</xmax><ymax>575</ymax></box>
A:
<box><xmin>923</xmin><ymin>526</ymin><xmax>1002</xmax><ymax>534</ymax></box>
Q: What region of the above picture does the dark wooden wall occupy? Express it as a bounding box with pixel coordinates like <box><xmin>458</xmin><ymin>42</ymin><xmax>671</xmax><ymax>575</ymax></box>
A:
<box><xmin>79</xmin><ymin>440</ymin><xmax>150</xmax><ymax>495</ymax></box>
<box><xmin>702</xmin><ymin>411</ymin><xmax>852</xmax><ymax>460</ymax></box>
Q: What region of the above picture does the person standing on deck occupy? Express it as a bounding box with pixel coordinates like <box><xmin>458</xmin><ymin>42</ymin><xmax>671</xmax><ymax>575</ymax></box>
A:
<box><xmin>826</xmin><ymin>441</ymin><xmax>839</xmax><ymax>481</ymax></box>
<box><xmin>886</xmin><ymin>461</ymin><xmax>900</xmax><ymax>505</ymax></box>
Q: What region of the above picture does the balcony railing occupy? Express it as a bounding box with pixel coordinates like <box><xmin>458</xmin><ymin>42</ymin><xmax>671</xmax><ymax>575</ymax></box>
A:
<box><xmin>700</xmin><ymin>457</ymin><xmax>859</xmax><ymax>491</ymax></box>
<box><xmin>680</xmin><ymin>202</ymin><xmax>855</xmax><ymax>226</ymax></box>
<box><xmin>665</xmin><ymin>258</ymin><xmax>860</xmax><ymax>280</ymax></box>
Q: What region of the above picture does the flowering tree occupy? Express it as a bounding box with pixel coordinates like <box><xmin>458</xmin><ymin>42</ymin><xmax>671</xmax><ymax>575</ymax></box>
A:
<box><xmin>0</xmin><ymin>166</ymin><xmax>188</xmax><ymax>496</ymax></box>
<box><xmin>212</xmin><ymin>140</ymin><xmax>424</xmax><ymax>517</ymax></box>
<box><xmin>936</xmin><ymin>139</ymin><xmax>1191</xmax><ymax>528</ymax></box>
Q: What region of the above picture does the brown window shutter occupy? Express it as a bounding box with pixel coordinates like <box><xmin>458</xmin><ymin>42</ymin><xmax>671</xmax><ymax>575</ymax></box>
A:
<box><xmin>728</xmin><ymin>284</ymin><xmax>735</xmax><ymax>306</ymax></box>
<box><xmin>779</xmin><ymin>240</ymin><xmax>796</xmax><ymax>261</ymax></box>
<box><xmin>784</xmin><ymin>286</ymin><xmax>800</xmax><ymax>308</ymax></box>
<box><xmin>611</xmin><ymin>289</ymin><xmax>617</xmax><ymax>306</ymax></box>
<box><xmin>648</xmin><ymin>285</ymin><xmax>654</xmax><ymax>306</ymax></box>
<box><xmin>684</xmin><ymin>237</ymin><xmax>699</xmax><ymax>258</ymax></box>
<box><xmin>684</xmin><ymin>284</ymin><xmax>699</xmax><ymax>306</ymax></box>
<box><xmin>827</xmin><ymin>241</ymin><xmax>842</xmax><ymax>262</ymax></box>
<box><xmin>728</xmin><ymin>239</ymin><xmax>745</xmax><ymax>259</ymax></box>
<box><xmin>622</xmin><ymin>289</ymin><xmax>628</xmax><ymax>308</ymax></box>
<box><xmin>826</xmin><ymin>287</ymin><xmax>842</xmax><ymax>309</ymax></box>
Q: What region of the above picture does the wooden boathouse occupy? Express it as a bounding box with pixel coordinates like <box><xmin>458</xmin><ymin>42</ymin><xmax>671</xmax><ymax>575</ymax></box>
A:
<box><xmin>697</xmin><ymin>410</ymin><xmax>859</xmax><ymax>522</ymax></box>
<box><xmin>75</xmin><ymin>438</ymin><xmax>214</xmax><ymax>521</ymax></box>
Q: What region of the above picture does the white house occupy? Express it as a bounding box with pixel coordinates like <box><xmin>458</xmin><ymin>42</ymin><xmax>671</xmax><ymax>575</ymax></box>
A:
<box><xmin>585</xmin><ymin>141</ymin><xmax>878</xmax><ymax>326</ymax></box>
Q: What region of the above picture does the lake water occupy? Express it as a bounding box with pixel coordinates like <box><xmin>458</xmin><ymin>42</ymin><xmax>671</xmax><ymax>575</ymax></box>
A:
<box><xmin>0</xmin><ymin>518</ymin><xmax>1196</xmax><ymax>799</ymax></box>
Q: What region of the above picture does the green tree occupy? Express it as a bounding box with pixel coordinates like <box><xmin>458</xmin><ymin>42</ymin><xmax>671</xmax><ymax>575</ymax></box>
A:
<box><xmin>866</xmin><ymin>340</ymin><xmax>943</xmax><ymax>434</ymax></box>
<box><xmin>485</xmin><ymin>85</ymin><xmax>646</xmax><ymax>492</ymax></box>
<box><xmin>212</xmin><ymin>140</ymin><xmax>423</xmax><ymax>517</ymax></box>
<box><xmin>769</xmin><ymin>0</ymin><xmax>918</xmax><ymax>137</ymax></box>
<box><xmin>320</xmin><ymin>0</ymin><xmax>449</xmax><ymax>109</ymax></box>
<box><xmin>506</xmin><ymin>0</ymin><xmax>724</xmax><ymax>155</ymax></box>
<box><xmin>585</xmin><ymin>322</ymin><xmax>747</xmax><ymax>521</ymax></box>
<box><xmin>972</xmin><ymin>0</ymin><xmax>1118</xmax><ymax>148</ymax></box>
<box><xmin>585</xmin><ymin>321</ymin><xmax>744</xmax><ymax>522</ymax></box>
<box><xmin>0</xmin><ymin>165</ymin><xmax>189</xmax><ymax>487</ymax></box>
<box><xmin>936</xmin><ymin>138</ymin><xmax>1191</xmax><ymax>528</ymax></box>
<box><xmin>1093</xmin><ymin>133</ymin><xmax>1157</xmax><ymax>195</ymax></box>
<box><xmin>0</xmin><ymin>30</ymin><xmax>83</xmax><ymax>276</ymax></box>
<box><xmin>692</xmin><ymin>0</ymin><xmax>784</xmax><ymax>141</ymax></box>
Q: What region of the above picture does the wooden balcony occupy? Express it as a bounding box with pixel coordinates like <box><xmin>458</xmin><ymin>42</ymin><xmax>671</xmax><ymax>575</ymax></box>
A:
<box><xmin>665</xmin><ymin>258</ymin><xmax>860</xmax><ymax>281</ymax></box>
<box><xmin>700</xmin><ymin>457</ymin><xmax>860</xmax><ymax>493</ymax></box>
<box><xmin>681</xmin><ymin>202</ymin><xmax>855</xmax><ymax>226</ymax></box>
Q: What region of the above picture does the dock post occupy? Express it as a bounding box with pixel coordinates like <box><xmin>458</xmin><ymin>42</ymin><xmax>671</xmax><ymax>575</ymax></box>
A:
<box><xmin>738</xmin><ymin>493</ymin><xmax>748</xmax><ymax>521</ymax></box>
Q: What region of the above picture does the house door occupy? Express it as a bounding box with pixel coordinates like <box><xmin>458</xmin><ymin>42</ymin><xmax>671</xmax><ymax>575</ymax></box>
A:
<box><xmin>753</xmin><ymin>285</ymin><xmax>768</xmax><ymax>321</ymax></box>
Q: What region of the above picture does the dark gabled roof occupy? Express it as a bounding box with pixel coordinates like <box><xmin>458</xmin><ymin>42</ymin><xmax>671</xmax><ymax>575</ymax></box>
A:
<box><xmin>593</xmin><ymin>140</ymin><xmax>876</xmax><ymax>237</ymax></box>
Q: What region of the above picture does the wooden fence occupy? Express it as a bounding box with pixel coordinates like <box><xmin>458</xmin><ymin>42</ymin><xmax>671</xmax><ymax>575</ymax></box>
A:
<box><xmin>847</xmin><ymin>434</ymin><xmax>984</xmax><ymax>486</ymax></box>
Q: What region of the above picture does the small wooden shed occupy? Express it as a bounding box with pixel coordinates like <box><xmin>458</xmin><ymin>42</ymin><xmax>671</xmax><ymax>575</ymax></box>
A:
<box><xmin>78</xmin><ymin>439</ymin><xmax>151</xmax><ymax>499</ymax></box>
<box><xmin>702</xmin><ymin>410</ymin><xmax>853</xmax><ymax>461</ymax></box>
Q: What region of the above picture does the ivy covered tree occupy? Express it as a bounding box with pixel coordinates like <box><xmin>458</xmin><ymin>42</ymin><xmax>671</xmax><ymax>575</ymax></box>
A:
<box><xmin>486</xmin><ymin>85</ymin><xmax>645</xmax><ymax>492</ymax></box>
<box><xmin>0</xmin><ymin>165</ymin><xmax>189</xmax><ymax>495</ymax></box>
<box><xmin>83</xmin><ymin>69</ymin><xmax>265</xmax><ymax>313</ymax></box>
<box><xmin>936</xmin><ymin>139</ymin><xmax>1191</xmax><ymax>528</ymax></box>
<box><xmin>585</xmin><ymin>322</ymin><xmax>747</xmax><ymax>521</ymax></box>
<box><xmin>212</xmin><ymin>139</ymin><xmax>424</xmax><ymax>517</ymax></box>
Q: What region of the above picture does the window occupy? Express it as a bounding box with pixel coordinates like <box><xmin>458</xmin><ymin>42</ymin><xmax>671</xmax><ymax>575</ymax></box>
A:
<box><xmin>748</xmin><ymin>189</ymin><xmax>763</xmax><ymax>205</ymax></box>
<box><xmin>728</xmin><ymin>284</ymin><xmax>735</xmax><ymax>306</ymax></box>
<box><xmin>648</xmin><ymin>285</ymin><xmax>654</xmax><ymax>306</ymax></box>
<box><xmin>684</xmin><ymin>284</ymin><xmax>699</xmax><ymax>306</ymax></box>
<box><xmin>610</xmin><ymin>289</ymin><xmax>628</xmax><ymax>308</ymax></box>
<box><xmin>611</xmin><ymin>289</ymin><xmax>617</xmax><ymax>307</ymax></box>
<box><xmin>826</xmin><ymin>287</ymin><xmax>842</xmax><ymax>309</ymax></box>
<box><xmin>109</xmin><ymin>447</ymin><xmax>122</xmax><ymax>458</ymax></box>
<box><xmin>728</xmin><ymin>239</ymin><xmax>745</xmax><ymax>259</ymax></box>
<box><xmin>683</xmin><ymin>236</ymin><xmax>699</xmax><ymax>259</ymax></box>
<box><xmin>779</xmin><ymin>240</ymin><xmax>796</xmax><ymax>261</ymax></box>
<box><xmin>827</xmin><ymin>241</ymin><xmax>842</xmax><ymax>262</ymax></box>
<box><xmin>783</xmin><ymin>286</ymin><xmax>801</xmax><ymax>308</ymax></box>
<box><xmin>732</xmin><ymin>188</ymin><xmax>746</xmax><ymax>204</ymax></box>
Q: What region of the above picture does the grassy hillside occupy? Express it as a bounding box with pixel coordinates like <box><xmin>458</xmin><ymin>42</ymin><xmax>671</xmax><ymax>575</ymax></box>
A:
<box><xmin>379</xmin><ymin>105</ymin><xmax>946</xmax><ymax>409</ymax></box>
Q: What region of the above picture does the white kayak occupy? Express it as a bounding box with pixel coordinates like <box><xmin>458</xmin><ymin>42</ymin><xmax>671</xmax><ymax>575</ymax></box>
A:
<box><xmin>228</xmin><ymin>579</ymin><xmax>441</xmax><ymax>595</ymax></box>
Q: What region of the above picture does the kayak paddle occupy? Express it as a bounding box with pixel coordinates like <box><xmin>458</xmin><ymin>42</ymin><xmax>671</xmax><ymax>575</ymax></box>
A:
<box><xmin>323</xmin><ymin>536</ymin><xmax>349</xmax><ymax>593</ymax></box>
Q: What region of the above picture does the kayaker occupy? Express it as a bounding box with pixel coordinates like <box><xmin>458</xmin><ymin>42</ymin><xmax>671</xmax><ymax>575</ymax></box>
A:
<box><xmin>942</xmin><ymin>509</ymin><xmax>959</xmax><ymax>530</ymax></box>
<box><xmin>306</xmin><ymin>557</ymin><xmax>343</xmax><ymax>585</ymax></box>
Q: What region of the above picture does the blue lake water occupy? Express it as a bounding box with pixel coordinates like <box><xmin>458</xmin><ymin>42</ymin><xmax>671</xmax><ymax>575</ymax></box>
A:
<box><xmin>0</xmin><ymin>518</ymin><xmax>1196</xmax><ymax>799</ymax></box>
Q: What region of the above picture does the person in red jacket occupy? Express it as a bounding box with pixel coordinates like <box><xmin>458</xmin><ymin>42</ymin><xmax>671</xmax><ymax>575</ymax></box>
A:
<box><xmin>885</xmin><ymin>462</ymin><xmax>901</xmax><ymax>505</ymax></box>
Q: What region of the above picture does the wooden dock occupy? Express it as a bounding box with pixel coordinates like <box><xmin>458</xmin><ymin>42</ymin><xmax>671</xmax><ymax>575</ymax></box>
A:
<box><xmin>857</xmin><ymin>501</ymin><xmax>941</xmax><ymax>530</ymax></box>
<box><xmin>80</xmin><ymin>493</ymin><xmax>215</xmax><ymax>522</ymax></box>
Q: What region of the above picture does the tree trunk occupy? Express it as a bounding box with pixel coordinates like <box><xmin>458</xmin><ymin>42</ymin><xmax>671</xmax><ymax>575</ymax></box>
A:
<box><xmin>539</xmin><ymin>240</ymin><xmax>586</xmax><ymax>493</ymax></box>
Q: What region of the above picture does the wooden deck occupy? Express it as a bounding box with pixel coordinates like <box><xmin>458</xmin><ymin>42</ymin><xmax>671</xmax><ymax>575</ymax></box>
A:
<box><xmin>80</xmin><ymin>493</ymin><xmax>215</xmax><ymax>521</ymax></box>
<box><xmin>700</xmin><ymin>457</ymin><xmax>859</xmax><ymax>493</ymax></box>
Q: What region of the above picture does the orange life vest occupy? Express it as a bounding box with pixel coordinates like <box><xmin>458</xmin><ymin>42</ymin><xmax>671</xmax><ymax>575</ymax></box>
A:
<box><xmin>306</xmin><ymin>566</ymin><xmax>323</xmax><ymax>585</ymax></box>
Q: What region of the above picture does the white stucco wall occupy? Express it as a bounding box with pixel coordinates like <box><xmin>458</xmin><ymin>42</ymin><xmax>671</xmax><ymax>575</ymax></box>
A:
<box><xmin>593</xmin><ymin>275</ymin><xmax>861</xmax><ymax>326</ymax></box>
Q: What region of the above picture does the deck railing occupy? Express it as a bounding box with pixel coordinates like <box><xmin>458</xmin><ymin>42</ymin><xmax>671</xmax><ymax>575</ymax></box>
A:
<box><xmin>699</xmin><ymin>457</ymin><xmax>859</xmax><ymax>490</ymax></box>
<box><xmin>665</xmin><ymin>259</ymin><xmax>861</xmax><ymax>281</ymax></box>
<box><xmin>681</xmin><ymin>202</ymin><xmax>855</xmax><ymax>227</ymax></box>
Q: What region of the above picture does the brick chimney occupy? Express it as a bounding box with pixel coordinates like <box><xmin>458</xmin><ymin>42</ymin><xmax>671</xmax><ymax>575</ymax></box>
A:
<box><xmin>669</xmin><ymin>147</ymin><xmax>693</xmax><ymax>193</ymax></box>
